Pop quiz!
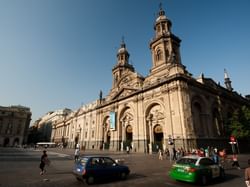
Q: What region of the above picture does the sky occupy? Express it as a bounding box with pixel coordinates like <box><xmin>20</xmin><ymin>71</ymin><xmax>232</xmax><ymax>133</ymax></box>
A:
<box><xmin>0</xmin><ymin>0</ymin><xmax>250</xmax><ymax>125</ymax></box>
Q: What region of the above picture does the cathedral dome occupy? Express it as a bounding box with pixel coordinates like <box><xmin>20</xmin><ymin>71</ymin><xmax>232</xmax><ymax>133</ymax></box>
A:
<box><xmin>156</xmin><ymin>14</ymin><xmax>167</xmax><ymax>22</ymax></box>
<box><xmin>118</xmin><ymin>47</ymin><xmax>128</xmax><ymax>54</ymax></box>
<box><xmin>117</xmin><ymin>40</ymin><xmax>129</xmax><ymax>55</ymax></box>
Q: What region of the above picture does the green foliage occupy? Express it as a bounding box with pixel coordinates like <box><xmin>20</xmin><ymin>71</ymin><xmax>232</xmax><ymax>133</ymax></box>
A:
<box><xmin>228</xmin><ymin>106</ymin><xmax>250</xmax><ymax>139</ymax></box>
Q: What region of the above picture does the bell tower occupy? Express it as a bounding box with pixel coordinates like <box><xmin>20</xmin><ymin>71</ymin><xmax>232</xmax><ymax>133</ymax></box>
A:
<box><xmin>224</xmin><ymin>69</ymin><xmax>233</xmax><ymax>91</ymax></box>
<box><xmin>149</xmin><ymin>4</ymin><xmax>183</xmax><ymax>75</ymax></box>
<box><xmin>112</xmin><ymin>38</ymin><xmax>134</xmax><ymax>88</ymax></box>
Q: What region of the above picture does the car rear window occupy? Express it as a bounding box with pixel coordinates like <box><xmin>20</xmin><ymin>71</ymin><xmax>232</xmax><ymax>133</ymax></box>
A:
<box><xmin>176</xmin><ymin>158</ymin><xmax>197</xmax><ymax>165</ymax></box>
<box><xmin>80</xmin><ymin>157</ymin><xmax>89</xmax><ymax>166</ymax></box>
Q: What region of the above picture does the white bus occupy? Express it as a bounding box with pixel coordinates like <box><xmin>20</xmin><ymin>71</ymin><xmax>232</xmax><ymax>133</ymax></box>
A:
<box><xmin>36</xmin><ymin>142</ymin><xmax>56</xmax><ymax>148</ymax></box>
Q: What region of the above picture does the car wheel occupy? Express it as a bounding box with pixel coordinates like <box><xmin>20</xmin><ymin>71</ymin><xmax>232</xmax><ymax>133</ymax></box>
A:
<box><xmin>120</xmin><ymin>172</ymin><xmax>127</xmax><ymax>180</ymax></box>
<box><xmin>200</xmin><ymin>175</ymin><xmax>208</xmax><ymax>186</ymax></box>
<box><xmin>86</xmin><ymin>176</ymin><xmax>95</xmax><ymax>185</ymax></box>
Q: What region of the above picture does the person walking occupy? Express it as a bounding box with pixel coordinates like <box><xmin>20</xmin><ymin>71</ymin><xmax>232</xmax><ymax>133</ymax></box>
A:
<box><xmin>231</xmin><ymin>154</ymin><xmax>241</xmax><ymax>170</ymax></box>
<box><xmin>245</xmin><ymin>159</ymin><xmax>250</xmax><ymax>187</ymax></box>
<box><xmin>39</xmin><ymin>150</ymin><xmax>50</xmax><ymax>175</ymax></box>
<box><xmin>74</xmin><ymin>148</ymin><xmax>80</xmax><ymax>162</ymax></box>
<box><xmin>212</xmin><ymin>150</ymin><xmax>219</xmax><ymax>164</ymax></box>
<box><xmin>172</xmin><ymin>147</ymin><xmax>177</xmax><ymax>161</ymax></box>
<box><xmin>126</xmin><ymin>145</ymin><xmax>130</xmax><ymax>154</ymax></box>
<box><xmin>158</xmin><ymin>149</ymin><xmax>163</xmax><ymax>160</ymax></box>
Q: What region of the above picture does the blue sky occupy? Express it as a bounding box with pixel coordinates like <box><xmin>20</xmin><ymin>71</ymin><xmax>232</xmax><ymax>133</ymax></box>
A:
<box><xmin>0</xmin><ymin>0</ymin><xmax>250</xmax><ymax>124</ymax></box>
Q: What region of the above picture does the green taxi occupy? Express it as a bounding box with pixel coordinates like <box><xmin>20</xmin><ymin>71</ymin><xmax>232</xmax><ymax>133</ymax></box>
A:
<box><xmin>169</xmin><ymin>155</ymin><xmax>225</xmax><ymax>185</ymax></box>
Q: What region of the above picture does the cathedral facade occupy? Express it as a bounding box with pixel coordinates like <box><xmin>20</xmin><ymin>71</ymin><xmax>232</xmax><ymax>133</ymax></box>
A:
<box><xmin>51</xmin><ymin>7</ymin><xmax>249</xmax><ymax>153</ymax></box>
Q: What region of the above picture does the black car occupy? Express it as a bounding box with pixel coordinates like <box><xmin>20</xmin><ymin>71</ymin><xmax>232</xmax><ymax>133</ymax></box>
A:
<box><xmin>73</xmin><ymin>156</ymin><xmax>130</xmax><ymax>184</ymax></box>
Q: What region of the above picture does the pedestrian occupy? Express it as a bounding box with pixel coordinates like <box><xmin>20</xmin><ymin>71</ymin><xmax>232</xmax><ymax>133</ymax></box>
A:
<box><xmin>158</xmin><ymin>149</ymin><xmax>163</xmax><ymax>160</ymax></box>
<box><xmin>212</xmin><ymin>150</ymin><xmax>219</xmax><ymax>164</ymax></box>
<box><xmin>74</xmin><ymin>148</ymin><xmax>80</xmax><ymax>162</ymax></box>
<box><xmin>231</xmin><ymin>154</ymin><xmax>241</xmax><ymax>170</ymax></box>
<box><xmin>245</xmin><ymin>159</ymin><xmax>250</xmax><ymax>187</ymax></box>
<box><xmin>126</xmin><ymin>145</ymin><xmax>130</xmax><ymax>154</ymax></box>
<box><xmin>76</xmin><ymin>143</ymin><xmax>80</xmax><ymax>149</ymax></box>
<box><xmin>156</xmin><ymin>145</ymin><xmax>159</xmax><ymax>152</ymax></box>
<box><xmin>39</xmin><ymin>150</ymin><xmax>50</xmax><ymax>175</ymax></box>
<box><xmin>205</xmin><ymin>147</ymin><xmax>209</xmax><ymax>157</ymax></box>
<box><xmin>172</xmin><ymin>147</ymin><xmax>177</xmax><ymax>160</ymax></box>
<box><xmin>165</xmin><ymin>148</ymin><xmax>169</xmax><ymax>157</ymax></box>
<box><xmin>176</xmin><ymin>148</ymin><xmax>181</xmax><ymax>160</ymax></box>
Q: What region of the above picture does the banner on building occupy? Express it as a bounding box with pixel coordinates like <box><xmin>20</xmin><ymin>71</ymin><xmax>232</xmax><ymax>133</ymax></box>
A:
<box><xmin>110</xmin><ymin>112</ymin><xmax>116</xmax><ymax>130</ymax></box>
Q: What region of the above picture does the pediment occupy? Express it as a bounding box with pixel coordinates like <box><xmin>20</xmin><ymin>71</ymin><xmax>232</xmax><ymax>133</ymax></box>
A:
<box><xmin>111</xmin><ymin>87</ymin><xmax>138</xmax><ymax>100</ymax></box>
<box><xmin>117</xmin><ymin>72</ymin><xmax>144</xmax><ymax>88</ymax></box>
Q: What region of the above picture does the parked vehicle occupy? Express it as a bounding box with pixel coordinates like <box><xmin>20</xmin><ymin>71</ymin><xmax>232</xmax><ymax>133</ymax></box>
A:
<box><xmin>73</xmin><ymin>156</ymin><xmax>130</xmax><ymax>184</ymax></box>
<box><xmin>169</xmin><ymin>155</ymin><xmax>225</xmax><ymax>185</ymax></box>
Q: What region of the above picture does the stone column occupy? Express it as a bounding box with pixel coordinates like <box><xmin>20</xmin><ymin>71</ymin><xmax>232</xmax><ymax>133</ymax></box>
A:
<box><xmin>121</xmin><ymin>121</ymin><xmax>126</xmax><ymax>151</ymax></box>
<box><xmin>104</xmin><ymin>130</ymin><xmax>107</xmax><ymax>142</ymax></box>
<box><xmin>148</xmin><ymin>120</ymin><xmax>153</xmax><ymax>154</ymax></box>
<box><xmin>102</xmin><ymin>126</ymin><xmax>107</xmax><ymax>150</ymax></box>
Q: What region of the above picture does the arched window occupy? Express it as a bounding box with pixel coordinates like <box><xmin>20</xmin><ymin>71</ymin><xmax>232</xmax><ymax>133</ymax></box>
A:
<box><xmin>157</xmin><ymin>25</ymin><xmax>161</xmax><ymax>33</ymax></box>
<box><xmin>192</xmin><ymin>102</ymin><xmax>204</xmax><ymax>137</ymax></box>
<box><xmin>162</xmin><ymin>24</ymin><xmax>165</xmax><ymax>31</ymax></box>
<box><xmin>156</xmin><ymin>49</ymin><xmax>162</xmax><ymax>61</ymax></box>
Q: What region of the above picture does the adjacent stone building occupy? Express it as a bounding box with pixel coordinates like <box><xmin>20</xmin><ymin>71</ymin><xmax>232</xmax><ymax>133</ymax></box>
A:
<box><xmin>51</xmin><ymin>7</ymin><xmax>250</xmax><ymax>153</ymax></box>
<box><xmin>0</xmin><ymin>105</ymin><xmax>31</xmax><ymax>146</ymax></box>
<box><xmin>28</xmin><ymin>108</ymin><xmax>71</xmax><ymax>144</ymax></box>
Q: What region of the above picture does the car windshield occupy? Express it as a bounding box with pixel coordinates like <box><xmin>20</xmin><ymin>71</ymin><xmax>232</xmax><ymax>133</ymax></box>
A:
<box><xmin>79</xmin><ymin>157</ymin><xmax>89</xmax><ymax>166</ymax></box>
<box><xmin>176</xmin><ymin>158</ymin><xmax>197</xmax><ymax>165</ymax></box>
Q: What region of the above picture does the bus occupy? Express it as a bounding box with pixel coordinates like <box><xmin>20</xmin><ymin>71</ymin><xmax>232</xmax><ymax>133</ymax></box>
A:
<box><xmin>36</xmin><ymin>142</ymin><xmax>56</xmax><ymax>148</ymax></box>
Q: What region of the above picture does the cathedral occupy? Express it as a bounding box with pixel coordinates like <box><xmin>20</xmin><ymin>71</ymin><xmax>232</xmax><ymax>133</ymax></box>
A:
<box><xmin>51</xmin><ymin>6</ymin><xmax>249</xmax><ymax>153</ymax></box>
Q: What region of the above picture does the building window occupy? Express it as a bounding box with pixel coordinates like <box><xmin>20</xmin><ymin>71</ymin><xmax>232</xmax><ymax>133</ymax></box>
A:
<box><xmin>92</xmin><ymin>130</ymin><xmax>94</xmax><ymax>138</ymax></box>
<box><xmin>67</xmin><ymin>125</ymin><xmax>70</xmax><ymax>136</ymax></box>
<box><xmin>85</xmin><ymin>131</ymin><xmax>88</xmax><ymax>138</ymax></box>
<box><xmin>162</xmin><ymin>24</ymin><xmax>165</xmax><ymax>31</ymax></box>
<box><xmin>157</xmin><ymin>25</ymin><xmax>161</xmax><ymax>33</ymax></box>
<box><xmin>17</xmin><ymin>124</ymin><xmax>22</xmax><ymax>135</ymax></box>
<box><xmin>156</xmin><ymin>49</ymin><xmax>162</xmax><ymax>61</ymax></box>
<box><xmin>6</xmin><ymin>123</ymin><xmax>13</xmax><ymax>134</ymax></box>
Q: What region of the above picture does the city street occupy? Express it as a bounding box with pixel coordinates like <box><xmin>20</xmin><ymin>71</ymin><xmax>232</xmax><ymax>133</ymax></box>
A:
<box><xmin>0</xmin><ymin>147</ymin><xmax>248</xmax><ymax>187</ymax></box>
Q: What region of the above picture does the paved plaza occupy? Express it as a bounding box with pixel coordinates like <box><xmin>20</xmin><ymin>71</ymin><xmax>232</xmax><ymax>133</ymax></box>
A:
<box><xmin>0</xmin><ymin>147</ymin><xmax>249</xmax><ymax>187</ymax></box>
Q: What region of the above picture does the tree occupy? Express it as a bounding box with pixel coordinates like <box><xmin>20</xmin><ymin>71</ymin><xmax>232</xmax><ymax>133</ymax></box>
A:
<box><xmin>228</xmin><ymin>106</ymin><xmax>250</xmax><ymax>139</ymax></box>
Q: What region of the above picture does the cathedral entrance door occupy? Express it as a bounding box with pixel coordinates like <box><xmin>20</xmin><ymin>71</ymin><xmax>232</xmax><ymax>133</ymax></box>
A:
<box><xmin>153</xmin><ymin>125</ymin><xmax>163</xmax><ymax>152</ymax></box>
<box><xmin>125</xmin><ymin>125</ymin><xmax>133</xmax><ymax>149</ymax></box>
